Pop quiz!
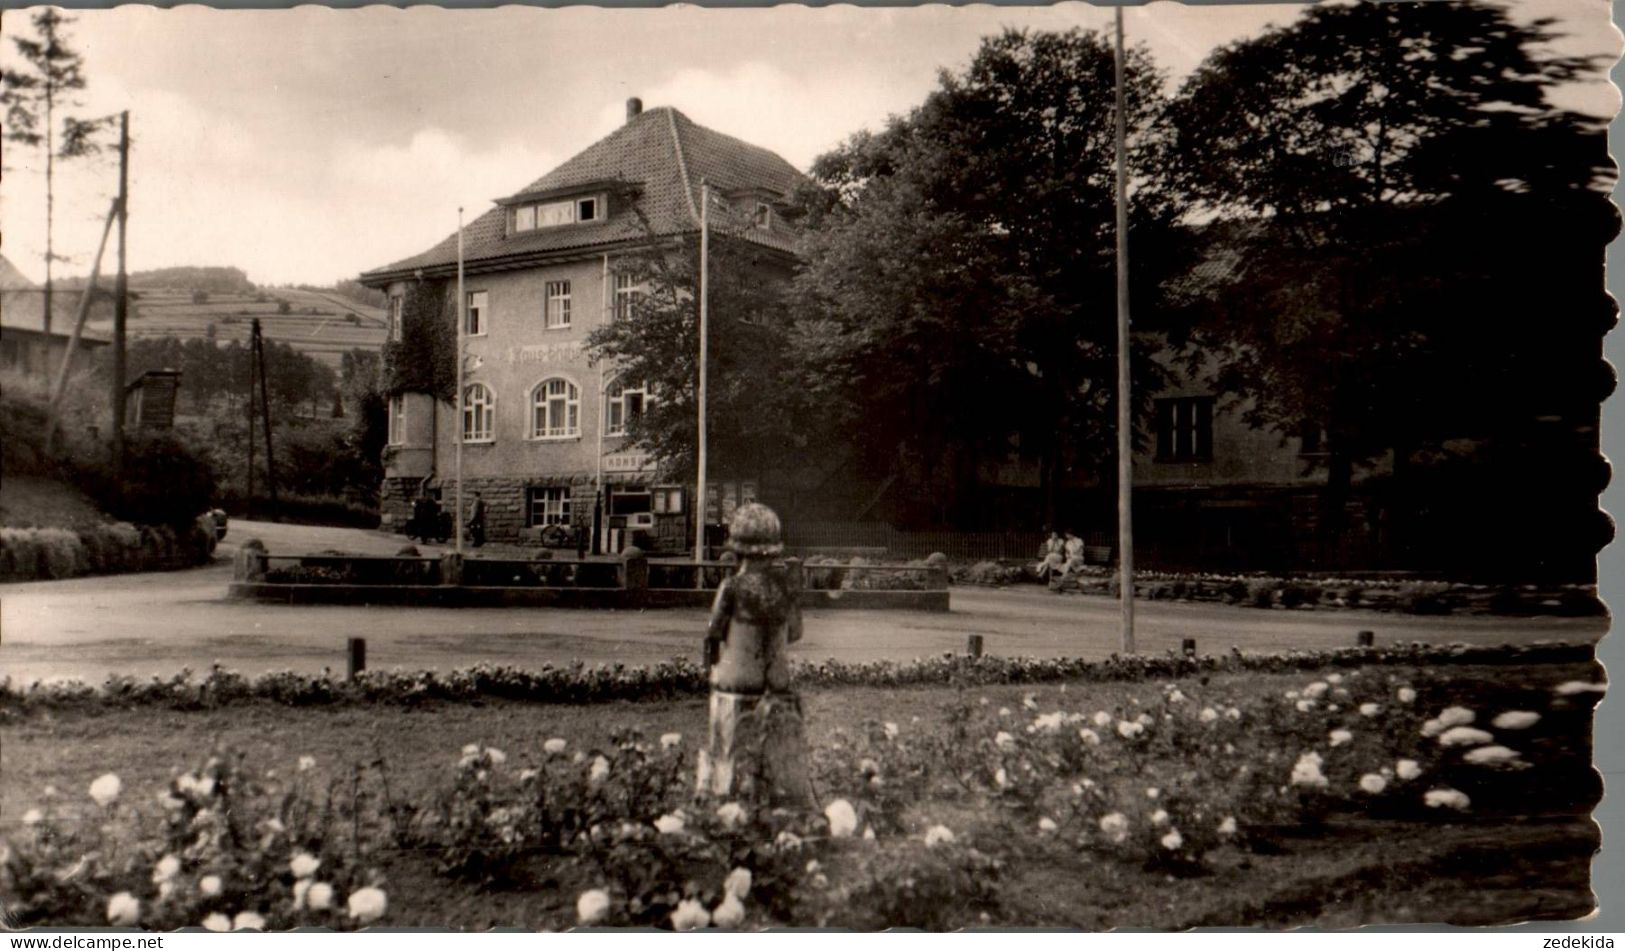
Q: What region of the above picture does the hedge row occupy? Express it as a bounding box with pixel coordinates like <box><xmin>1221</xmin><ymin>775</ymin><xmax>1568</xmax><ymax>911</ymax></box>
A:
<box><xmin>0</xmin><ymin>640</ymin><xmax>1596</xmax><ymax>717</ymax></box>
<box><xmin>0</xmin><ymin>516</ymin><xmax>216</xmax><ymax>583</ymax></box>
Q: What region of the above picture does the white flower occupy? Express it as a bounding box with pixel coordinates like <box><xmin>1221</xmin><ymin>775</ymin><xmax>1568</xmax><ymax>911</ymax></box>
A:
<box><xmin>1438</xmin><ymin>706</ymin><xmax>1475</xmax><ymax>728</ymax></box>
<box><xmin>1145</xmin><ymin>787</ymin><xmax>1160</xmax><ymax>800</ymax></box>
<box><xmin>1424</xmin><ymin>787</ymin><xmax>1471</xmax><ymax>810</ymax></box>
<box><xmin>1328</xmin><ymin>729</ymin><xmax>1353</xmax><ymax>747</ymax></box>
<box><xmin>1077</xmin><ymin>727</ymin><xmax>1100</xmax><ymax>745</ymax></box>
<box><xmin>670</xmin><ymin>898</ymin><xmax>711</xmax><ymax>931</ymax></box>
<box><xmin>199</xmin><ymin>875</ymin><xmax>223</xmax><ymax>897</ymax></box>
<box><xmin>654</xmin><ymin>813</ymin><xmax>685</xmax><ymax>835</ymax></box>
<box><xmin>202</xmin><ymin>913</ymin><xmax>231</xmax><ymax>932</ymax></box>
<box><xmin>588</xmin><ymin>755</ymin><xmax>611</xmax><ymax>785</ymax></box>
<box><xmin>660</xmin><ymin>732</ymin><xmax>682</xmax><ymax>750</ymax></box>
<box><xmin>863</xmin><ymin>826</ymin><xmax>876</xmax><ymax>840</ymax></box>
<box><xmin>1397</xmin><ymin>686</ymin><xmax>1418</xmax><ymax>704</ymax></box>
<box><xmin>152</xmin><ymin>854</ymin><xmax>181</xmax><ymax>884</ymax></box>
<box><xmin>1326</xmin><ymin>673</ymin><xmax>1343</xmax><ymax>685</ymax></box>
<box><xmin>89</xmin><ymin>773</ymin><xmax>122</xmax><ymax>807</ymax></box>
<box><xmin>1217</xmin><ymin>816</ymin><xmax>1238</xmax><ymax>836</ymax></box>
<box><xmin>306</xmin><ymin>882</ymin><xmax>333</xmax><ymax>911</ymax></box>
<box><xmin>1304</xmin><ymin>682</ymin><xmax>1329</xmax><ymax>699</ymax></box>
<box><xmin>1199</xmin><ymin>707</ymin><xmax>1219</xmax><ymax>723</ymax></box>
<box><xmin>714</xmin><ymin>801</ymin><xmax>747</xmax><ymax>830</ymax></box>
<box><xmin>156</xmin><ymin>792</ymin><xmax>183</xmax><ymax>810</ymax></box>
<box><xmin>1290</xmin><ymin>752</ymin><xmax>1328</xmax><ymax>788</ymax></box>
<box><xmin>1421</xmin><ymin>718</ymin><xmax>1444</xmax><ymax>738</ymax></box>
<box><xmin>1225</xmin><ymin>707</ymin><xmax>1242</xmax><ymax>720</ymax></box>
<box><xmin>1326</xmin><ymin>704</ymin><xmax>1340</xmax><ymax>713</ymax></box>
<box><xmin>1038</xmin><ymin>817</ymin><xmax>1058</xmax><ymax>833</ymax></box>
<box><xmin>1358</xmin><ymin>773</ymin><xmax>1388</xmax><ymax>794</ymax></box>
<box><xmin>883</xmin><ymin>721</ymin><xmax>899</xmax><ymax>739</ymax></box>
<box><xmin>1295</xmin><ymin>699</ymin><xmax>1316</xmax><ymax>713</ymax></box>
<box><xmin>462</xmin><ymin>743</ymin><xmax>480</xmax><ymax>757</ymax></box>
<box><xmin>347</xmin><ymin>886</ymin><xmax>388</xmax><ymax>925</ymax></box>
<box><xmin>22</xmin><ymin>808</ymin><xmax>42</xmax><ymax>826</ymax></box>
<box><xmin>1099</xmin><ymin>812</ymin><xmax>1130</xmax><ymax>843</ymax></box>
<box><xmin>1359</xmin><ymin>703</ymin><xmax>1381</xmax><ymax>717</ymax></box>
<box><xmin>1463</xmin><ymin>745</ymin><xmax>1521</xmax><ymax>767</ymax></box>
<box><xmin>233</xmin><ymin>910</ymin><xmax>266</xmax><ymax>931</ymax></box>
<box><xmin>1149</xmin><ymin>809</ymin><xmax>1169</xmax><ymax>826</ymax></box>
<box><xmin>576</xmin><ymin>888</ymin><xmax>611</xmax><ymax>926</ymax></box>
<box><xmin>775</xmin><ymin>831</ymin><xmax>803</xmax><ymax>850</ymax></box>
<box><xmin>712</xmin><ymin>893</ymin><xmax>746</xmax><ymax>929</ymax></box>
<box><xmin>485</xmin><ymin>748</ymin><xmax>507</xmax><ymax>766</ymax></box>
<box><xmin>1160</xmin><ymin>828</ymin><xmax>1183</xmax><ymax>850</ymax></box>
<box><xmin>107</xmin><ymin>892</ymin><xmax>140</xmax><ymax>926</ymax></box>
<box><xmin>1492</xmin><ymin>711</ymin><xmax>1541</xmax><ymax>730</ymax></box>
<box><xmin>979</xmin><ymin>697</ymin><xmax>990</xmax><ymax>706</ymax></box>
<box><xmin>724</xmin><ymin>867</ymin><xmax>753</xmax><ymax>899</ymax></box>
<box><xmin>543</xmin><ymin>737</ymin><xmax>568</xmax><ymax>755</ymax></box>
<box><xmin>994</xmin><ymin>767</ymin><xmax>1009</xmax><ymax>788</ymax></box>
<box><xmin>825</xmin><ymin>799</ymin><xmax>859</xmax><ymax>838</ymax></box>
<box><xmin>1023</xmin><ymin>693</ymin><xmax>1039</xmax><ymax>710</ymax></box>
<box><xmin>298</xmin><ymin>755</ymin><xmax>316</xmax><ymax>772</ymax></box>
<box><xmin>1032</xmin><ymin>712</ymin><xmax>1065</xmax><ymax>733</ymax></box>
<box><xmin>1554</xmin><ymin>680</ymin><xmax>1607</xmax><ymax>696</ymax></box>
<box><xmin>1116</xmin><ymin>720</ymin><xmax>1144</xmax><ymax>739</ymax></box>
<box><xmin>994</xmin><ymin>731</ymin><xmax>1017</xmax><ymax>750</ymax></box>
<box><xmin>289</xmin><ymin>852</ymin><xmax>321</xmax><ymax>879</ymax></box>
<box><xmin>998</xmin><ymin>707</ymin><xmax>1012</xmax><ymax>717</ymax></box>
<box><xmin>1092</xmin><ymin>711</ymin><xmax>1112</xmax><ymax>727</ymax></box>
<box><xmin>1136</xmin><ymin>713</ymin><xmax>1154</xmax><ymax>727</ymax></box>
<box><xmin>1396</xmin><ymin>759</ymin><xmax>1422</xmax><ymax>781</ymax></box>
<box><xmin>923</xmin><ymin>824</ymin><xmax>956</xmax><ymax>847</ymax></box>
<box><xmin>1285</xmin><ymin>690</ymin><xmax>1300</xmax><ymax>700</ymax></box>
<box><xmin>1438</xmin><ymin>726</ymin><xmax>1494</xmax><ymax>747</ymax></box>
<box><xmin>293</xmin><ymin>878</ymin><xmax>312</xmax><ymax>910</ymax></box>
<box><xmin>1167</xmin><ymin>689</ymin><xmax>1187</xmax><ymax>704</ymax></box>
<box><xmin>518</xmin><ymin>768</ymin><xmax>539</xmax><ymax>782</ymax></box>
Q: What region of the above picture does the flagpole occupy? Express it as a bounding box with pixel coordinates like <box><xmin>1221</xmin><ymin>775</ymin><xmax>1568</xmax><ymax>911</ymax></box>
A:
<box><xmin>694</xmin><ymin>180</ymin><xmax>711</xmax><ymax>566</ymax></box>
<box><xmin>1113</xmin><ymin>5</ymin><xmax>1136</xmax><ymax>654</ymax></box>
<box><xmin>455</xmin><ymin>207</ymin><xmax>466</xmax><ymax>557</ymax></box>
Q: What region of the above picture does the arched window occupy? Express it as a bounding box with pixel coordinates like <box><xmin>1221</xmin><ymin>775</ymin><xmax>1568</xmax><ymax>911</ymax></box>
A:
<box><xmin>605</xmin><ymin>377</ymin><xmax>648</xmax><ymax>437</ymax></box>
<box><xmin>462</xmin><ymin>384</ymin><xmax>495</xmax><ymax>442</ymax></box>
<box><xmin>531</xmin><ymin>377</ymin><xmax>580</xmax><ymax>439</ymax></box>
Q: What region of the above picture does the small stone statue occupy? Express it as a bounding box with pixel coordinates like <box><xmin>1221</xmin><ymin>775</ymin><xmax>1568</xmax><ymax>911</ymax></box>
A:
<box><xmin>695</xmin><ymin>503</ymin><xmax>812</xmax><ymax>805</ymax></box>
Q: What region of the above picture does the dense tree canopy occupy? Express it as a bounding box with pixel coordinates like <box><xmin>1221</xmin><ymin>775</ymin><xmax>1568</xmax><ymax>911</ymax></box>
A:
<box><xmin>790</xmin><ymin>28</ymin><xmax>1193</xmax><ymax>525</ymax></box>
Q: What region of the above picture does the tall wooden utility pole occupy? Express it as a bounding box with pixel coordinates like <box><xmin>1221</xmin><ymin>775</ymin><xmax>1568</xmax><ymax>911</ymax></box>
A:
<box><xmin>111</xmin><ymin>111</ymin><xmax>129</xmax><ymax>482</ymax></box>
<box><xmin>252</xmin><ymin>319</ymin><xmax>279</xmax><ymax>521</ymax></box>
<box><xmin>1113</xmin><ymin>7</ymin><xmax>1136</xmax><ymax>654</ymax></box>
<box><xmin>694</xmin><ymin>181</ymin><xmax>711</xmax><ymax>566</ymax></box>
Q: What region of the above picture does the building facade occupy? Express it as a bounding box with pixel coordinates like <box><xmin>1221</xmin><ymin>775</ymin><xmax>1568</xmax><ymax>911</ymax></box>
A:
<box><xmin>360</xmin><ymin>100</ymin><xmax>804</xmax><ymax>551</ymax></box>
<box><xmin>0</xmin><ymin>255</ymin><xmax>112</xmax><ymax>380</ymax></box>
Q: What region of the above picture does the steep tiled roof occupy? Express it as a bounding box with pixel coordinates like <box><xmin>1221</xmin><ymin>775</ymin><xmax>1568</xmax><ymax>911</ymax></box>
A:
<box><xmin>361</xmin><ymin>107</ymin><xmax>805</xmax><ymax>284</ymax></box>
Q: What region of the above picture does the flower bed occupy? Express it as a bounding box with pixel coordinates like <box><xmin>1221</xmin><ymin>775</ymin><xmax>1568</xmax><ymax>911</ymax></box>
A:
<box><xmin>1</xmin><ymin>658</ymin><xmax>1603</xmax><ymax>930</ymax></box>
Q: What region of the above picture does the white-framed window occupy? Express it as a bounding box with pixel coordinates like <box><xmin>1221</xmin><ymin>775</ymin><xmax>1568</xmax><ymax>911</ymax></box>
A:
<box><xmin>545</xmin><ymin>281</ymin><xmax>572</xmax><ymax>329</ymax></box>
<box><xmin>753</xmin><ymin>202</ymin><xmax>773</xmax><ymax>229</ymax></box>
<box><xmin>613</xmin><ymin>271</ymin><xmax>638</xmax><ymax>321</ymax></box>
<box><xmin>526</xmin><ymin>486</ymin><xmax>572</xmax><ymax>527</ymax></box>
<box><xmin>531</xmin><ymin>377</ymin><xmax>580</xmax><ymax>439</ymax></box>
<box><xmin>463</xmin><ymin>383</ymin><xmax>495</xmax><ymax>442</ymax></box>
<box><xmin>509</xmin><ymin>194</ymin><xmax>605</xmax><ymax>234</ymax></box>
<box><xmin>388</xmin><ymin>295</ymin><xmax>404</xmax><ymax>340</ymax></box>
<box><xmin>652</xmin><ymin>486</ymin><xmax>684</xmax><ymax>514</ymax></box>
<box><xmin>1154</xmin><ymin>396</ymin><xmax>1214</xmax><ymax>462</ymax></box>
<box><xmin>387</xmin><ymin>394</ymin><xmax>406</xmax><ymax>446</ymax></box>
<box><xmin>466</xmin><ymin>290</ymin><xmax>487</xmax><ymax>336</ymax></box>
<box><xmin>605</xmin><ymin>377</ymin><xmax>648</xmax><ymax>437</ymax></box>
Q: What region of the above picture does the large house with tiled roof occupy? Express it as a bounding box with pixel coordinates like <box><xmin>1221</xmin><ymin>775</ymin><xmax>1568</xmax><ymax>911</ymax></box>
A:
<box><xmin>359</xmin><ymin>99</ymin><xmax>805</xmax><ymax>550</ymax></box>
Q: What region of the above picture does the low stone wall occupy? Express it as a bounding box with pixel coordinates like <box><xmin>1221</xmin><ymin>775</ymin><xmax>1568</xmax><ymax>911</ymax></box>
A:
<box><xmin>226</xmin><ymin>582</ymin><xmax>950</xmax><ymax>611</ymax></box>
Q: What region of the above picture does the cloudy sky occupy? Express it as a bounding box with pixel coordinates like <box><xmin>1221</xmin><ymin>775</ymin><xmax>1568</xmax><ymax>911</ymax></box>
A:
<box><xmin>1</xmin><ymin>1</ymin><xmax>1617</xmax><ymax>288</ymax></box>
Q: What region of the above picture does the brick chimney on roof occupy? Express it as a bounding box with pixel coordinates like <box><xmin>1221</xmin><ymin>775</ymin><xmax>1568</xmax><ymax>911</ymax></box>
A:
<box><xmin>626</xmin><ymin>97</ymin><xmax>643</xmax><ymax>122</ymax></box>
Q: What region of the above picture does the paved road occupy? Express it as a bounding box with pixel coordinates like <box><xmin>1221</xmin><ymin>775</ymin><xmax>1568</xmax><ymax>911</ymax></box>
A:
<box><xmin>0</xmin><ymin>520</ymin><xmax>1607</xmax><ymax>685</ymax></box>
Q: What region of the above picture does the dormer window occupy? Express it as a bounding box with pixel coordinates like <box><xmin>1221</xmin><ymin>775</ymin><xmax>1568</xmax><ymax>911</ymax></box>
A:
<box><xmin>508</xmin><ymin>193</ymin><xmax>606</xmax><ymax>235</ymax></box>
<box><xmin>753</xmin><ymin>202</ymin><xmax>772</xmax><ymax>229</ymax></box>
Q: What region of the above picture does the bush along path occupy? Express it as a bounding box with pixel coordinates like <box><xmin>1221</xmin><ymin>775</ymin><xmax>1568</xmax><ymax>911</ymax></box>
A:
<box><xmin>0</xmin><ymin>649</ymin><xmax>1605</xmax><ymax>929</ymax></box>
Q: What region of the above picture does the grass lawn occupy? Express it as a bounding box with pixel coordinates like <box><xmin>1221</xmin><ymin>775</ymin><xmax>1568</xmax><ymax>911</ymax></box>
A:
<box><xmin>1</xmin><ymin>660</ymin><xmax>1602</xmax><ymax>930</ymax></box>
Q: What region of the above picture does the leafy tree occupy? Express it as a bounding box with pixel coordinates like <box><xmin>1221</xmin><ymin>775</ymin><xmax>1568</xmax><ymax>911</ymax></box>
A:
<box><xmin>791</xmin><ymin>28</ymin><xmax>1189</xmax><ymax>526</ymax></box>
<box><xmin>1</xmin><ymin>9</ymin><xmax>112</xmax><ymax>358</ymax></box>
<box><xmin>1167</xmin><ymin>0</ymin><xmax>1615</xmax><ymax>566</ymax></box>
<box><xmin>382</xmin><ymin>279</ymin><xmax>456</xmax><ymax>401</ymax></box>
<box><xmin>585</xmin><ymin>227</ymin><xmax>803</xmax><ymax>485</ymax></box>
